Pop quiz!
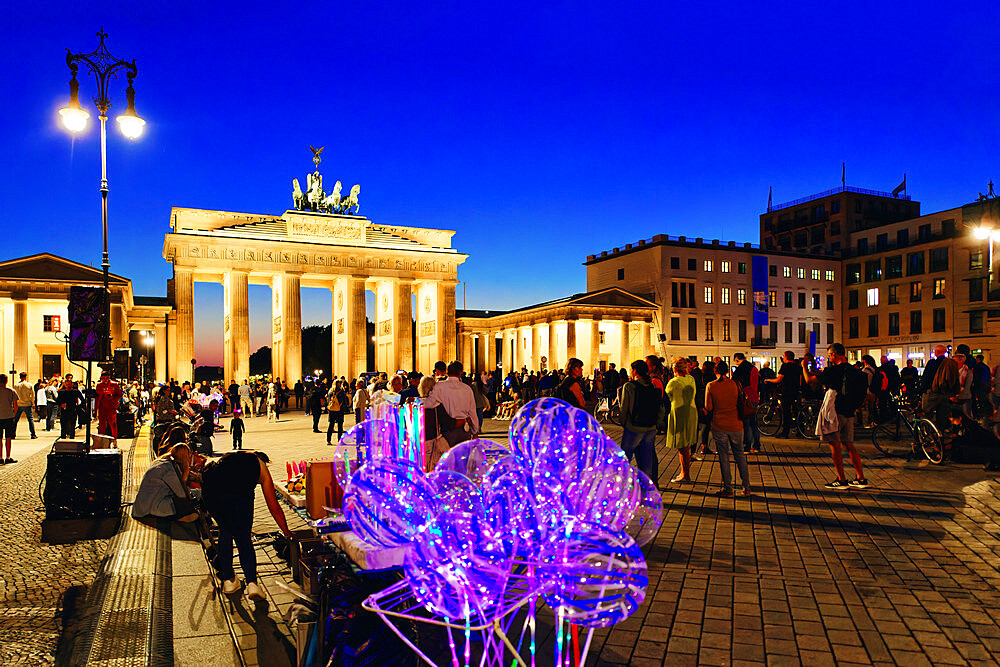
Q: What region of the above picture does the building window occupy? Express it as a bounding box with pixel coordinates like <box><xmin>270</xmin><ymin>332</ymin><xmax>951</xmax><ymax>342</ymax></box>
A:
<box><xmin>933</xmin><ymin>278</ymin><xmax>946</xmax><ymax>299</ymax></box>
<box><xmin>784</xmin><ymin>291</ymin><xmax>793</xmax><ymax>308</ymax></box>
<box><xmin>865</xmin><ymin>260</ymin><xmax>882</xmax><ymax>282</ymax></box>
<box><xmin>857</xmin><ymin>238</ymin><xmax>869</xmax><ymax>255</ymax></box>
<box><xmin>670</xmin><ymin>256</ymin><xmax>680</xmax><ymax>269</ymax></box>
<box><xmin>812</xmin><ymin>293</ymin><xmax>820</xmax><ymax>309</ymax></box>
<box><xmin>910</xmin><ymin>310</ymin><xmax>922</xmax><ymax>334</ymax></box>
<box><xmin>670</xmin><ymin>317</ymin><xmax>680</xmax><ymax>340</ymax></box>
<box><xmin>849</xmin><ymin>316</ymin><xmax>859</xmax><ymax>339</ymax></box>
<box><xmin>738</xmin><ymin>319</ymin><xmax>747</xmax><ymax>342</ymax></box>
<box><xmin>907</xmin><ymin>251</ymin><xmax>925</xmax><ymax>275</ymax></box>
<box><xmin>831</xmin><ymin>221</ymin><xmax>841</xmax><ymax>235</ymax></box>
<box><xmin>767</xmin><ymin>290</ymin><xmax>776</xmax><ymax>307</ymax></box>
<box><xmin>910</xmin><ymin>281</ymin><xmax>923</xmax><ymax>302</ymax></box>
<box><xmin>826</xmin><ymin>294</ymin><xmax>834</xmax><ymax>310</ymax></box>
<box><xmin>704</xmin><ymin>260</ymin><xmax>714</xmax><ymax>272</ymax></box>
<box><xmin>868</xmin><ymin>314</ymin><xmax>878</xmax><ymax>337</ymax></box>
<box><xmin>722</xmin><ymin>319</ymin><xmax>731</xmax><ymax>341</ymax></box>
<box><xmin>704</xmin><ymin>286</ymin><xmax>713</xmax><ymax>304</ymax></box>
<box><xmin>688</xmin><ymin>317</ymin><xmax>698</xmax><ymax>341</ymax></box>
<box><xmin>811</xmin><ymin>269</ymin><xmax>820</xmax><ymax>280</ymax></box>
<box><xmin>970</xmin><ymin>278</ymin><xmax>984</xmax><ymax>302</ymax></box>
<box><xmin>897</xmin><ymin>229</ymin><xmax>909</xmax><ymax>248</ymax></box>
<box><xmin>688</xmin><ymin>258</ymin><xmax>696</xmax><ymax>270</ymax></box>
<box><xmin>933</xmin><ymin>308</ymin><xmax>945</xmax><ymax>332</ymax></box>
<box><xmin>888</xmin><ymin>284</ymin><xmax>899</xmax><ymax>305</ymax></box>
<box><xmin>738</xmin><ymin>262</ymin><xmax>747</xmax><ymax>274</ymax></box>
<box><xmin>971</xmin><ymin>311</ymin><xmax>985</xmax><ymax>335</ymax></box>
<box><xmin>737</xmin><ymin>288</ymin><xmax>746</xmax><ymax>305</ymax></box>
<box><xmin>688</xmin><ymin>283</ymin><xmax>696</xmax><ymax>307</ymax></box>
<box><xmin>798</xmin><ymin>322</ymin><xmax>807</xmax><ymax>344</ymax></box>
<box><xmin>846</xmin><ymin>263</ymin><xmax>861</xmax><ymax>285</ymax></box>
<box><xmin>783</xmin><ymin>266</ymin><xmax>791</xmax><ymax>278</ymax></box>
<box><xmin>720</xmin><ymin>261</ymin><xmax>730</xmax><ymax>273</ymax></box>
<box><xmin>825</xmin><ymin>270</ymin><xmax>835</xmax><ymax>281</ymax></box>
<box><xmin>827</xmin><ymin>322</ymin><xmax>834</xmax><ymax>344</ymax></box>
<box><xmin>721</xmin><ymin>287</ymin><xmax>731</xmax><ymax>304</ymax></box>
<box><xmin>797</xmin><ymin>267</ymin><xmax>805</xmax><ymax>279</ymax></box>
<box><xmin>832</xmin><ymin>199</ymin><xmax>841</xmax><ymax>214</ymax></box>
<box><xmin>848</xmin><ymin>290</ymin><xmax>858</xmax><ymax>309</ymax></box>
<box><xmin>888</xmin><ymin>312</ymin><xmax>900</xmax><ymax>336</ymax></box>
<box><xmin>886</xmin><ymin>255</ymin><xmax>902</xmax><ymax>279</ymax></box>
<box><xmin>769</xmin><ymin>265</ymin><xmax>777</xmax><ymax>277</ymax></box>
<box><xmin>918</xmin><ymin>224</ymin><xmax>931</xmax><ymax>241</ymax></box>
<box><xmin>811</xmin><ymin>226</ymin><xmax>826</xmax><ymax>244</ymax></box>
<box><xmin>784</xmin><ymin>321</ymin><xmax>793</xmax><ymax>343</ymax></box>
<box><xmin>867</xmin><ymin>288</ymin><xmax>879</xmax><ymax>306</ymax></box>
<box><xmin>797</xmin><ymin>293</ymin><xmax>806</xmax><ymax>309</ymax></box>
<box><xmin>43</xmin><ymin>315</ymin><xmax>61</xmax><ymax>332</ymax></box>
<box><xmin>705</xmin><ymin>318</ymin><xmax>714</xmax><ymax>341</ymax></box>
<box><xmin>971</xmin><ymin>250</ymin><xmax>984</xmax><ymax>271</ymax></box>
<box><xmin>599</xmin><ymin>331</ymin><xmax>606</xmax><ymax>344</ymax></box>
<box><xmin>930</xmin><ymin>247</ymin><xmax>949</xmax><ymax>272</ymax></box>
<box><xmin>876</xmin><ymin>233</ymin><xmax>888</xmax><ymax>251</ymax></box>
<box><xmin>770</xmin><ymin>321</ymin><xmax>778</xmax><ymax>341</ymax></box>
<box><xmin>617</xmin><ymin>268</ymin><xmax>625</xmax><ymax>280</ymax></box>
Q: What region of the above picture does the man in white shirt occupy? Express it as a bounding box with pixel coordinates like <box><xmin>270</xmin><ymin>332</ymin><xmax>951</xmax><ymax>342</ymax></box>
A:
<box><xmin>424</xmin><ymin>361</ymin><xmax>479</xmax><ymax>444</ymax></box>
<box><xmin>13</xmin><ymin>372</ymin><xmax>36</xmax><ymax>439</ymax></box>
<box><xmin>238</xmin><ymin>380</ymin><xmax>253</xmax><ymax>417</ymax></box>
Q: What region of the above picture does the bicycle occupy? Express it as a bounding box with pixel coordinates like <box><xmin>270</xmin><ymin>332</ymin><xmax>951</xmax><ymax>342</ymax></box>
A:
<box><xmin>594</xmin><ymin>396</ymin><xmax>622</xmax><ymax>425</ymax></box>
<box><xmin>756</xmin><ymin>393</ymin><xmax>784</xmax><ymax>437</ymax></box>
<box><xmin>871</xmin><ymin>393</ymin><xmax>944</xmax><ymax>462</ymax></box>
<box><xmin>796</xmin><ymin>400</ymin><xmax>820</xmax><ymax>440</ymax></box>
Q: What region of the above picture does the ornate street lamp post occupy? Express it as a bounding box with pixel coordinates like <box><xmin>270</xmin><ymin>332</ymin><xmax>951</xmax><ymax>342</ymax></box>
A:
<box><xmin>58</xmin><ymin>28</ymin><xmax>145</xmax><ymax>362</ymax></box>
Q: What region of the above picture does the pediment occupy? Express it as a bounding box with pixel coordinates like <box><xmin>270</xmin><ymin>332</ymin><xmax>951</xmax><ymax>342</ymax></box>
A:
<box><xmin>568</xmin><ymin>288</ymin><xmax>657</xmax><ymax>308</ymax></box>
<box><xmin>0</xmin><ymin>254</ymin><xmax>129</xmax><ymax>285</ymax></box>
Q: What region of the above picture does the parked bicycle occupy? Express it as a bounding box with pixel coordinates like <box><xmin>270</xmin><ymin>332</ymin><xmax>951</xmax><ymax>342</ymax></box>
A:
<box><xmin>594</xmin><ymin>396</ymin><xmax>622</xmax><ymax>425</ymax></box>
<box><xmin>871</xmin><ymin>393</ymin><xmax>944</xmax><ymax>462</ymax></box>
<box><xmin>756</xmin><ymin>393</ymin><xmax>785</xmax><ymax>437</ymax></box>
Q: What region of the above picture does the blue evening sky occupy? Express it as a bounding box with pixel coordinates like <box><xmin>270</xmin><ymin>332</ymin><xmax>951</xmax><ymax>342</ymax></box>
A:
<box><xmin>1</xmin><ymin>2</ymin><xmax>996</xmax><ymax>365</ymax></box>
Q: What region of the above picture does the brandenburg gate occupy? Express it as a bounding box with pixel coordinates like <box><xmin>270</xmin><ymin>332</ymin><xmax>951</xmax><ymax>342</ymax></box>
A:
<box><xmin>162</xmin><ymin>154</ymin><xmax>466</xmax><ymax>383</ymax></box>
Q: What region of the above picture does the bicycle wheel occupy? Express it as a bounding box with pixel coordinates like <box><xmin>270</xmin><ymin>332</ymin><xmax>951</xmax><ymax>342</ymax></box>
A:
<box><xmin>609</xmin><ymin>403</ymin><xmax>623</xmax><ymax>427</ymax></box>
<box><xmin>757</xmin><ymin>401</ymin><xmax>782</xmax><ymax>437</ymax></box>
<box><xmin>796</xmin><ymin>403</ymin><xmax>819</xmax><ymax>440</ymax></box>
<box><xmin>915</xmin><ymin>419</ymin><xmax>944</xmax><ymax>464</ymax></box>
<box><xmin>871</xmin><ymin>419</ymin><xmax>915</xmax><ymax>458</ymax></box>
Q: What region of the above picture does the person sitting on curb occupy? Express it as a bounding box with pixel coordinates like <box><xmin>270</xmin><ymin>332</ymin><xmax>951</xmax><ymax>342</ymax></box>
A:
<box><xmin>132</xmin><ymin>443</ymin><xmax>200</xmax><ymax>523</ymax></box>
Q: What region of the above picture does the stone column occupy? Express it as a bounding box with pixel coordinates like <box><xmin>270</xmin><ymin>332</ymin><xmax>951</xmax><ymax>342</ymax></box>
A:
<box><xmin>154</xmin><ymin>322</ymin><xmax>167</xmax><ymax>383</ymax></box>
<box><xmin>485</xmin><ymin>331</ymin><xmax>495</xmax><ymax>372</ymax></box>
<box><xmin>619</xmin><ymin>320</ymin><xmax>631</xmax><ymax>368</ymax></box>
<box><xmin>640</xmin><ymin>321</ymin><xmax>652</xmax><ymax>357</ymax></box>
<box><xmin>12</xmin><ymin>297</ymin><xmax>27</xmax><ymax>375</ymax></box>
<box><xmin>174</xmin><ymin>267</ymin><xmax>195</xmax><ymax>383</ymax></box>
<box><xmin>589</xmin><ymin>319</ymin><xmax>600</xmax><ymax>370</ymax></box>
<box><xmin>224</xmin><ymin>270</ymin><xmax>250</xmax><ymax>383</ymax></box>
<box><xmin>531</xmin><ymin>324</ymin><xmax>542</xmax><ymax>371</ymax></box>
<box><xmin>436</xmin><ymin>282</ymin><xmax>457</xmax><ymax>363</ymax></box>
<box><xmin>565</xmin><ymin>319</ymin><xmax>577</xmax><ymax>361</ymax></box>
<box><xmin>111</xmin><ymin>303</ymin><xmax>125</xmax><ymax>351</ymax></box>
<box><xmin>502</xmin><ymin>330</ymin><xmax>512</xmax><ymax>374</ymax></box>
<box><xmin>514</xmin><ymin>326</ymin><xmax>525</xmax><ymax>371</ymax></box>
<box><xmin>395</xmin><ymin>280</ymin><xmax>413</xmax><ymax>372</ymax></box>
<box><xmin>349</xmin><ymin>278</ymin><xmax>367</xmax><ymax>378</ymax></box>
<box><xmin>283</xmin><ymin>273</ymin><xmax>302</xmax><ymax>383</ymax></box>
<box><xmin>548</xmin><ymin>323</ymin><xmax>557</xmax><ymax>371</ymax></box>
<box><xmin>461</xmin><ymin>333</ymin><xmax>474</xmax><ymax>370</ymax></box>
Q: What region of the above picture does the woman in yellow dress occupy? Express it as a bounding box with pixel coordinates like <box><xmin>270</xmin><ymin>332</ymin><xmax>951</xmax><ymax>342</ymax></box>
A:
<box><xmin>665</xmin><ymin>357</ymin><xmax>698</xmax><ymax>483</ymax></box>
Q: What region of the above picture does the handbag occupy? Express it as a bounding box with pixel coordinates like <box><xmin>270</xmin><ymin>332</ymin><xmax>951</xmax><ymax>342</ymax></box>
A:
<box><xmin>736</xmin><ymin>381</ymin><xmax>757</xmax><ymax>418</ymax></box>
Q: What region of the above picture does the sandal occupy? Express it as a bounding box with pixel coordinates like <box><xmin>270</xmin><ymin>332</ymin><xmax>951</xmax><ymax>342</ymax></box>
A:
<box><xmin>670</xmin><ymin>475</ymin><xmax>691</xmax><ymax>483</ymax></box>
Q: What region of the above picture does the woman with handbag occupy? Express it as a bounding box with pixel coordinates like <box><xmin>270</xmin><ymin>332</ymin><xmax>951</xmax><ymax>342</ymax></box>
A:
<box><xmin>705</xmin><ymin>361</ymin><xmax>752</xmax><ymax>497</ymax></box>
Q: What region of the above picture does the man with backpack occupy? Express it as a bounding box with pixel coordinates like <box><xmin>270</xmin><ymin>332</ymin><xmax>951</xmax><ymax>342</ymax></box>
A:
<box><xmin>619</xmin><ymin>360</ymin><xmax>665</xmax><ymax>483</ymax></box>
<box><xmin>819</xmin><ymin>343</ymin><xmax>869</xmax><ymax>490</ymax></box>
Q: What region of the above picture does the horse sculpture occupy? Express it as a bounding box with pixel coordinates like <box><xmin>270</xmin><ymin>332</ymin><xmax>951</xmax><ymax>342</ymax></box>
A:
<box><xmin>292</xmin><ymin>179</ymin><xmax>307</xmax><ymax>210</ymax></box>
<box><xmin>322</xmin><ymin>181</ymin><xmax>343</xmax><ymax>211</ymax></box>
<box><xmin>341</xmin><ymin>184</ymin><xmax>361</xmax><ymax>215</ymax></box>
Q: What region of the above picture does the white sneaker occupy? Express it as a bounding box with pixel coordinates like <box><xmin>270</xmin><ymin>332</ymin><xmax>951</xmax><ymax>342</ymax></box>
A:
<box><xmin>221</xmin><ymin>577</ymin><xmax>242</xmax><ymax>594</ymax></box>
<box><xmin>246</xmin><ymin>581</ymin><xmax>266</xmax><ymax>602</ymax></box>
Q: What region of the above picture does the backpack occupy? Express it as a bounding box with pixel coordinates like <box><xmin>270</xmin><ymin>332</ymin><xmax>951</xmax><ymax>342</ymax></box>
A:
<box><xmin>629</xmin><ymin>381</ymin><xmax>661</xmax><ymax>428</ymax></box>
<box><xmin>328</xmin><ymin>392</ymin><xmax>341</xmax><ymax>413</ymax></box>
<box><xmin>839</xmin><ymin>365</ymin><xmax>870</xmax><ymax>414</ymax></box>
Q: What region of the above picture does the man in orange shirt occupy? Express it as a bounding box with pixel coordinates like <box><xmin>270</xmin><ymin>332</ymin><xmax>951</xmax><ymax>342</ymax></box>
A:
<box><xmin>94</xmin><ymin>371</ymin><xmax>123</xmax><ymax>440</ymax></box>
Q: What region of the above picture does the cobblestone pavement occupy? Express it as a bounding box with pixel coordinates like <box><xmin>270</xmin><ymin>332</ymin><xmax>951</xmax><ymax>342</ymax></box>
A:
<box><xmin>224</xmin><ymin>412</ymin><xmax>1000</xmax><ymax>666</ymax></box>
<box><xmin>0</xmin><ymin>426</ymin><xmax>112</xmax><ymax>665</ymax></box>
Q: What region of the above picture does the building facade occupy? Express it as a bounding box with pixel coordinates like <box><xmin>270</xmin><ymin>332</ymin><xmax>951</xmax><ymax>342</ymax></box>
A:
<box><xmin>584</xmin><ymin>237</ymin><xmax>841</xmax><ymax>368</ymax></box>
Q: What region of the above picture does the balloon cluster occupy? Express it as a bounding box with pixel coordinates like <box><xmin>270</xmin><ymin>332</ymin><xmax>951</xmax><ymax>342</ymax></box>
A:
<box><xmin>341</xmin><ymin>398</ymin><xmax>662</xmax><ymax>627</ymax></box>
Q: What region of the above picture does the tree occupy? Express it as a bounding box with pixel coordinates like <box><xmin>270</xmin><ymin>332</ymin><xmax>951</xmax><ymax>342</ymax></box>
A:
<box><xmin>249</xmin><ymin>346</ymin><xmax>271</xmax><ymax>375</ymax></box>
<box><xmin>302</xmin><ymin>325</ymin><xmax>332</xmax><ymax>378</ymax></box>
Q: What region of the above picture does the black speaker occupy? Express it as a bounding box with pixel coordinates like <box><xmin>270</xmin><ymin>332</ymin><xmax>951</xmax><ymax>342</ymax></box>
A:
<box><xmin>117</xmin><ymin>411</ymin><xmax>135</xmax><ymax>439</ymax></box>
<box><xmin>69</xmin><ymin>286</ymin><xmax>109</xmax><ymax>362</ymax></box>
<box><xmin>113</xmin><ymin>348</ymin><xmax>130</xmax><ymax>379</ymax></box>
<box><xmin>43</xmin><ymin>451</ymin><xmax>122</xmax><ymax>520</ymax></box>
<box><xmin>658</xmin><ymin>333</ymin><xmax>667</xmax><ymax>342</ymax></box>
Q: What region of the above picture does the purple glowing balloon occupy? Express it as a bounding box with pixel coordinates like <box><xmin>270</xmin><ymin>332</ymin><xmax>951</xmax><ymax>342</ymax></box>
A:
<box><xmin>435</xmin><ymin>438</ymin><xmax>506</xmax><ymax>484</ymax></box>
<box><xmin>624</xmin><ymin>469</ymin><xmax>664</xmax><ymax>547</ymax></box>
<box><xmin>404</xmin><ymin>511</ymin><xmax>511</xmax><ymax>620</ymax></box>
<box><xmin>427</xmin><ymin>469</ymin><xmax>483</xmax><ymax>516</ymax></box>
<box><xmin>484</xmin><ymin>468</ymin><xmax>542</xmax><ymax>557</ymax></box>
<box><xmin>568</xmin><ymin>454</ymin><xmax>640</xmax><ymax>530</ymax></box>
<box><xmin>332</xmin><ymin>417</ymin><xmax>403</xmax><ymax>488</ymax></box>
<box><xmin>508</xmin><ymin>398</ymin><xmax>602</xmax><ymax>465</ymax></box>
<box><xmin>344</xmin><ymin>457</ymin><xmax>439</xmax><ymax>548</ymax></box>
<box><xmin>537</xmin><ymin>517</ymin><xmax>648</xmax><ymax>628</ymax></box>
<box><xmin>482</xmin><ymin>454</ymin><xmax>526</xmax><ymax>489</ymax></box>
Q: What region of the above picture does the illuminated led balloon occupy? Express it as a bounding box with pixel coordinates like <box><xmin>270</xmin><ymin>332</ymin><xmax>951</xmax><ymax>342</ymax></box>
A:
<box><xmin>508</xmin><ymin>399</ymin><xmax>602</xmax><ymax>466</ymax></box>
<box><xmin>333</xmin><ymin>418</ymin><xmax>403</xmax><ymax>488</ymax></box>
<box><xmin>569</xmin><ymin>455</ymin><xmax>640</xmax><ymax>530</ymax></box>
<box><xmin>482</xmin><ymin>454</ymin><xmax>526</xmax><ymax>489</ymax></box>
<box><xmin>531</xmin><ymin>426</ymin><xmax>618</xmax><ymax>529</ymax></box>
<box><xmin>428</xmin><ymin>469</ymin><xmax>483</xmax><ymax>516</ymax></box>
<box><xmin>538</xmin><ymin>518</ymin><xmax>648</xmax><ymax>628</ymax></box>
<box><xmin>435</xmin><ymin>438</ymin><xmax>507</xmax><ymax>484</ymax></box>
<box><xmin>344</xmin><ymin>457</ymin><xmax>439</xmax><ymax>548</ymax></box>
<box><xmin>484</xmin><ymin>468</ymin><xmax>542</xmax><ymax>557</ymax></box>
<box><xmin>404</xmin><ymin>511</ymin><xmax>511</xmax><ymax>619</ymax></box>
<box><xmin>624</xmin><ymin>470</ymin><xmax>664</xmax><ymax>547</ymax></box>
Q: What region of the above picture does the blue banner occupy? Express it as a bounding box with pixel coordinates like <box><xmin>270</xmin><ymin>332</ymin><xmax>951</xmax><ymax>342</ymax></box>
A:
<box><xmin>752</xmin><ymin>255</ymin><xmax>769</xmax><ymax>326</ymax></box>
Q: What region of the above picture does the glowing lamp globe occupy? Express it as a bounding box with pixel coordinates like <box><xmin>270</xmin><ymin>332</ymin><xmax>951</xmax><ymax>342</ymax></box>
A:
<box><xmin>974</xmin><ymin>227</ymin><xmax>991</xmax><ymax>240</ymax></box>
<box><xmin>116</xmin><ymin>111</ymin><xmax>146</xmax><ymax>139</ymax></box>
<box><xmin>59</xmin><ymin>105</ymin><xmax>90</xmax><ymax>133</ymax></box>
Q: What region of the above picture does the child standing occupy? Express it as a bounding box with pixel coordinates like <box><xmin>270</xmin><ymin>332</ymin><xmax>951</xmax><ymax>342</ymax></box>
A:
<box><xmin>231</xmin><ymin>410</ymin><xmax>245</xmax><ymax>450</ymax></box>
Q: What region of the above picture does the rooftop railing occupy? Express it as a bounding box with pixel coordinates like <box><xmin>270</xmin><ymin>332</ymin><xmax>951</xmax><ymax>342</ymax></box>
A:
<box><xmin>767</xmin><ymin>186</ymin><xmax>912</xmax><ymax>213</ymax></box>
